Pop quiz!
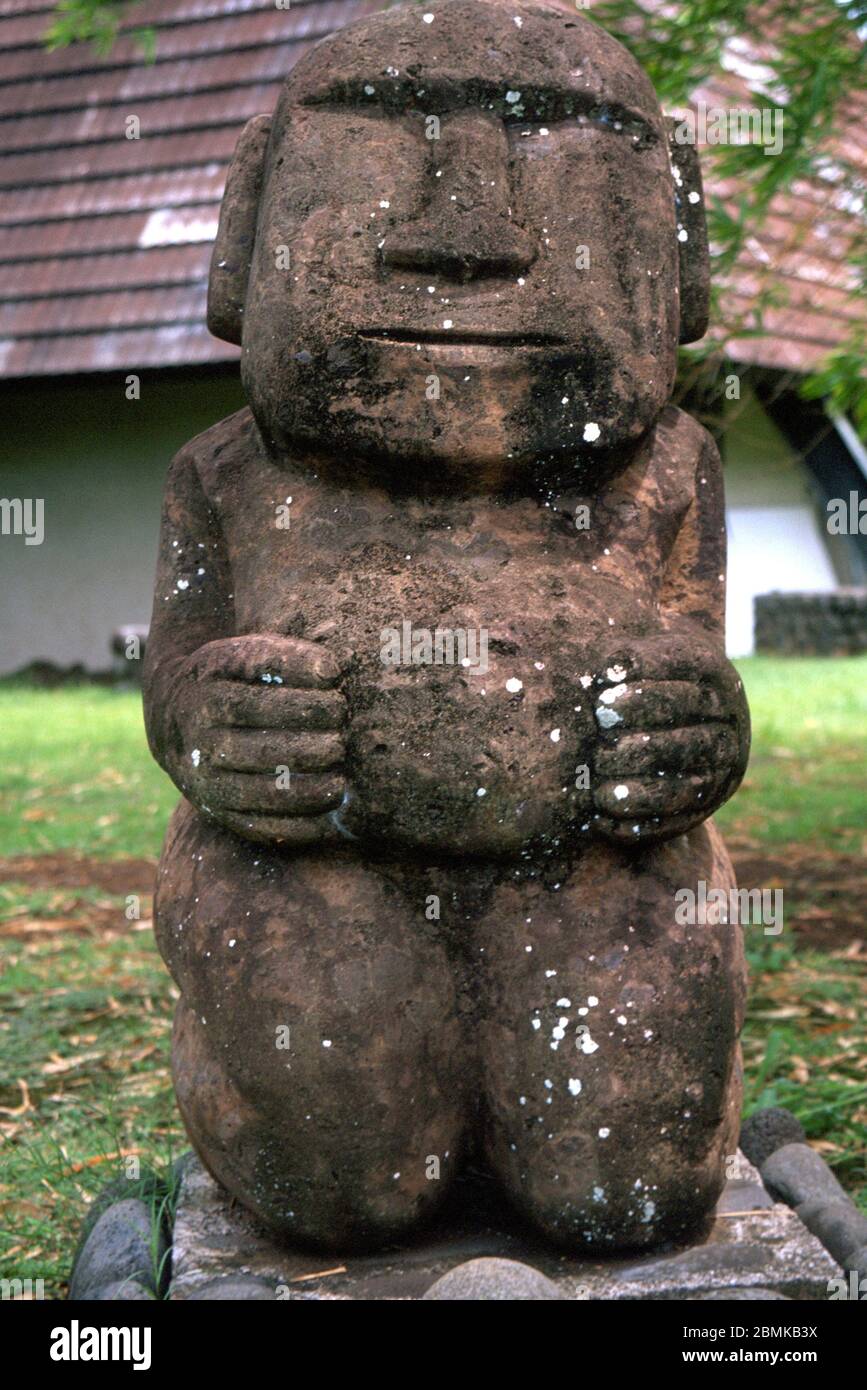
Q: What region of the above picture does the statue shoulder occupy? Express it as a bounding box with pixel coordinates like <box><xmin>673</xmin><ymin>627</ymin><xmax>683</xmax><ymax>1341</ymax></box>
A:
<box><xmin>649</xmin><ymin>404</ymin><xmax>722</xmax><ymax>501</ymax></box>
<box><xmin>654</xmin><ymin>404</ymin><xmax>721</xmax><ymax>473</ymax></box>
<box><xmin>168</xmin><ymin>406</ymin><xmax>261</xmax><ymax>496</ymax></box>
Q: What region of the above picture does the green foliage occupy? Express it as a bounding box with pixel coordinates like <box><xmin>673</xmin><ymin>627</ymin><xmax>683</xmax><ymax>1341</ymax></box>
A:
<box><xmin>801</xmin><ymin>327</ymin><xmax>867</xmax><ymax>439</ymax></box>
<box><xmin>44</xmin><ymin>0</ymin><xmax>154</xmax><ymax>59</ymax></box>
<box><xmin>594</xmin><ymin>0</ymin><xmax>867</xmax><ymax>434</ymax></box>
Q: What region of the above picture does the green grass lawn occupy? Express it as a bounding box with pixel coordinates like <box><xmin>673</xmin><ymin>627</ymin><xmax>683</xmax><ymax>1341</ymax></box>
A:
<box><xmin>715</xmin><ymin>655</ymin><xmax>867</xmax><ymax>852</ymax></box>
<box><xmin>0</xmin><ymin>682</ymin><xmax>175</xmax><ymax>859</ymax></box>
<box><xmin>0</xmin><ymin>656</ymin><xmax>865</xmax><ymax>1296</ymax></box>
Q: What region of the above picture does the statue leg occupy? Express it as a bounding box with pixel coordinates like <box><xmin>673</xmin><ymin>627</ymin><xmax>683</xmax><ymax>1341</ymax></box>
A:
<box><xmin>155</xmin><ymin>800</ymin><xmax>466</xmax><ymax>1250</ymax></box>
<box><xmin>476</xmin><ymin>821</ymin><xmax>747</xmax><ymax>1250</ymax></box>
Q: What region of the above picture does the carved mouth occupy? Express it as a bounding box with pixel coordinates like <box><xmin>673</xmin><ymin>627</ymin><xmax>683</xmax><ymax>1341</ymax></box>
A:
<box><xmin>359</xmin><ymin>328</ymin><xmax>564</xmax><ymax>348</ymax></box>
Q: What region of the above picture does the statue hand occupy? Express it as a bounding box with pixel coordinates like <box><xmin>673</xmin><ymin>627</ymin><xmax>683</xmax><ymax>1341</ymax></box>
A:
<box><xmin>590</xmin><ymin>632</ymin><xmax>749</xmax><ymax>843</ymax></box>
<box><xmin>170</xmin><ymin>633</ymin><xmax>348</xmax><ymax>844</ymax></box>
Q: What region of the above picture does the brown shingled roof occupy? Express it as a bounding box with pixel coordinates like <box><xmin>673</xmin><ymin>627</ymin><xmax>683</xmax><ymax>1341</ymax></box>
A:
<box><xmin>0</xmin><ymin>0</ymin><xmax>863</xmax><ymax>377</ymax></box>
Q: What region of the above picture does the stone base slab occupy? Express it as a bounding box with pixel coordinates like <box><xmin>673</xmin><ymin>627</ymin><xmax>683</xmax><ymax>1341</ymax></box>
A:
<box><xmin>169</xmin><ymin>1152</ymin><xmax>839</xmax><ymax>1301</ymax></box>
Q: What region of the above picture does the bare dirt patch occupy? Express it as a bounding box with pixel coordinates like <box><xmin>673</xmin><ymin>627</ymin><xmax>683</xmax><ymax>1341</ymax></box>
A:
<box><xmin>0</xmin><ymin>853</ymin><xmax>156</xmax><ymax>895</ymax></box>
<box><xmin>729</xmin><ymin>844</ymin><xmax>864</xmax><ymax>951</ymax></box>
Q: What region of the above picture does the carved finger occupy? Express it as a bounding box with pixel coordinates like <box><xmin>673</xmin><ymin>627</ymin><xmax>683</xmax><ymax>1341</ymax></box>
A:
<box><xmin>603</xmin><ymin>635</ymin><xmax>727</xmax><ymax>684</ymax></box>
<box><xmin>212</xmin><ymin>809</ymin><xmax>344</xmax><ymax>847</ymax></box>
<box><xmin>196</xmin><ymin>769</ymin><xmax>345</xmax><ymax>815</ymax></box>
<box><xmin>203</xmin><ymin>729</ymin><xmax>344</xmax><ymax>773</ymax></box>
<box><xmin>595</xmin><ymin>679</ymin><xmax>724</xmax><ymax>731</ymax></box>
<box><xmin>187</xmin><ymin>633</ymin><xmax>341</xmax><ymax>688</ymax></box>
<box><xmin>594</xmin><ymin>772</ymin><xmax>718</xmax><ymax>819</ymax></box>
<box><xmin>593</xmin><ymin>804</ymin><xmax>713</xmax><ymax>845</ymax></box>
<box><xmin>594</xmin><ymin>725</ymin><xmax>737</xmax><ymax>778</ymax></box>
<box><xmin>198</xmin><ymin>682</ymin><xmax>346</xmax><ymax>731</ymax></box>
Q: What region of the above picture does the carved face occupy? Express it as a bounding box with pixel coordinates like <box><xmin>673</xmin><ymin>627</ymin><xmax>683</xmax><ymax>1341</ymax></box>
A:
<box><xmin>236</xmin><ymin>0</ymin><xmax>684</xmax><ymax>485</ymax></box>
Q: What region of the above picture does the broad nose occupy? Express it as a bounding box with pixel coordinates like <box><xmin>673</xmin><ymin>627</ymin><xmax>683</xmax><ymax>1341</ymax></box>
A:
<box><xmin>381</xmin><ymin>110</ymin><xmax>535</xmax><ymax>282</ymax></box>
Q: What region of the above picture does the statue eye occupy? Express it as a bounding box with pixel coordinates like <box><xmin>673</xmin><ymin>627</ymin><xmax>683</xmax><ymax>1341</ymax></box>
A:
<box><xmin>586</xmin><ymin>108</ymin><xmax>658</xmax><ymax>148</ymax></box>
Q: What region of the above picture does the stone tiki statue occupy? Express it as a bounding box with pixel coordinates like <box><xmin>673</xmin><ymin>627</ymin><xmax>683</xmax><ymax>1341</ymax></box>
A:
<box><xmin>144</xmin><ymin>0</ymin><xmax>750</xmax><ymax>1252</ymax></box>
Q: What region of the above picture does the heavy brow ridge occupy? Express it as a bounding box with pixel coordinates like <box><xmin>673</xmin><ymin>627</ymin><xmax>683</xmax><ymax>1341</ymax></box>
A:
<box><xmin>300</xmin><ymin>78</ymin><xmax>660</xmax><ymax>148</ymax></box>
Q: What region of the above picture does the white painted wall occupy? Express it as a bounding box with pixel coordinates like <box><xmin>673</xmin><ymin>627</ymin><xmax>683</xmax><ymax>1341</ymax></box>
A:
<box><xmin>721</xmin><ymin>389</ymin><xmax>836</xmax><ymax>656</ymax></box>
<box><xmin>725</xmin><ymin>505</ymin><xmax>838</xmax><ymax>656</ymax></box>
<box><xmin>0</xmin><ymin>374</ymin><xmax>245</xmax><ymax>676</ymax></box>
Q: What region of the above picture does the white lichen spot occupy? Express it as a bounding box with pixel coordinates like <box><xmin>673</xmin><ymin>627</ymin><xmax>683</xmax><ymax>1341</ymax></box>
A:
<box><xmin>505</xmin><ymin>677</ymin><xmax>523</xmax><ymax>693</ymax></box>
<box><xmin>596</xmin><ymin>707</ymin><xmax>622</xmax><ymax>728</ymax></box>
<box><xmin>568</xmin><ymin>1078</ymin><xmax>582</xmax><ymax>1096</ymax></box>
<box><xmin>598</xmin><ymin>1127</ymin><xmax>610</xmax><ymax>1139</ymax></box>
<box><xmin>550</xmin><ymin>728</ymin><xmax>561</xmax><ymax>743</ymax></box>
<box><xmin>613</xmin><ymin>784</ymin><xmax>629</xmax><ymax>801</ymax></box>
<box><xmin>583</xmin><ymin>422</ymin><xmax>601</xmax><ymax>442</ymax></box>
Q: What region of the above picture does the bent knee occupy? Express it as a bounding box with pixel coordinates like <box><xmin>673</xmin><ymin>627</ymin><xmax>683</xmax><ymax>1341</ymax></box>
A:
<box><xmin>492</xmin><ymin>1131</ymin><xmax>725</xmax><ymax>1252</ymax></box>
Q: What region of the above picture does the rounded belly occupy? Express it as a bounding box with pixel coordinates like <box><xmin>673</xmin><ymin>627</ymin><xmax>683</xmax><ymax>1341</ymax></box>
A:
<box><xmin>341</xmin><ymin>643</ymin><xmax>597</xmax><ymax>856</ymax></box>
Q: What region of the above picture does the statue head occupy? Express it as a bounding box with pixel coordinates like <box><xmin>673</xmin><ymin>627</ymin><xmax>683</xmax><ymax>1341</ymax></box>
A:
<box><xmin>208</xmin><ymin>0</ymin><xmax>709</xmax><ymax>486</ymax></box>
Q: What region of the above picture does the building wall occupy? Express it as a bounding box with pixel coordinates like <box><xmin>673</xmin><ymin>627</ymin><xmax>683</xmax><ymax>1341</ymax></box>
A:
<box><xmin>0</xmin><ymin>374</ymin><xmax>245</xmax><ymax>676</ymax></box>
<box><xmin>0</xmin><ymin>373</ymin><xmax>841</xmax><ymax>673</ymax></box>
<box><xmin>721</xmin><ymin>388</ymin><xmax>838</xmax><ymax>657</ymax></box>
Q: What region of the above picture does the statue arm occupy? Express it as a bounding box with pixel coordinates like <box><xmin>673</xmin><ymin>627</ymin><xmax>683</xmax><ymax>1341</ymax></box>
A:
<box><xmin>143</xmin><ymin>445</ymin><xmax>347</xmax><ymax>842</ymax></box>
<box><xmin>142</xmin><ymin>445</ymin><xmax>235</xmax><ymax>790</ymax></box>
<box><xmin>591</xmin><ymin>422</ymin><xmax>750</xmax><ymax>843</ymax></box>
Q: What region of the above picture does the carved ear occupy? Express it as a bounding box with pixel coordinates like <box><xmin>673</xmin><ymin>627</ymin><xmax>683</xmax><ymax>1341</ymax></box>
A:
<box><xmin>208</xmin><ymin>114</ymin><xmax>272</xmax><ymax>346</ymax></box>
<box><xmin>665</xmin><ymin>116</ymin><xmax>710</xmax><ymax>345</ymax></box>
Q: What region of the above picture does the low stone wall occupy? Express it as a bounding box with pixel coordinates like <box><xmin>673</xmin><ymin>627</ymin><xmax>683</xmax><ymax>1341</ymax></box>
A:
<box><xmin>755</xmin><ymin>590</ymin><xmax>867</xmax><ymax>656</ymax></box>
